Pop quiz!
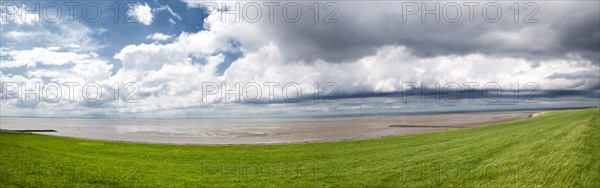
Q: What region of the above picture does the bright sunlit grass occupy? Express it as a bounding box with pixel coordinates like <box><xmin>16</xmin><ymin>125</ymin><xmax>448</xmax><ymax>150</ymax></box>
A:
<box><xmin>1</xmin><ymin>108</ymin><xmax>598</xmax><ymax>187</ymax></box>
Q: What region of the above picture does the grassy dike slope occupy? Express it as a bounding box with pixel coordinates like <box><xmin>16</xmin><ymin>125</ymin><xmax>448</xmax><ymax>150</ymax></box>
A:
<box><xmin>1</xmin><ymin>108</ymin><xmax>598</xmax><ymax>187</ymax></box>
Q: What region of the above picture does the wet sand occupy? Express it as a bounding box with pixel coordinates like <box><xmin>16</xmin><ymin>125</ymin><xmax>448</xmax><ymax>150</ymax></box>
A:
<box><xmin>0</xmin><ymin>111</ymin><xmax>535</xmax><ymax>145</ymax></box>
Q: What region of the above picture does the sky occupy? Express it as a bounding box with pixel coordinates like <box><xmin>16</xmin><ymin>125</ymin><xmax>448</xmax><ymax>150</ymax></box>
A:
<box><xmin>0</xmin><ymin>0</ymin><xmax>599</xmax><ymax>118</ymax></box>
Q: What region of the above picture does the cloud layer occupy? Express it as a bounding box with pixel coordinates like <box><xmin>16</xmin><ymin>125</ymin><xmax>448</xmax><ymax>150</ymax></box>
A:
<box><xmin>1</xmin><ymin>1</ymin><xmax>599</xmax><ymax>118</ymax></box>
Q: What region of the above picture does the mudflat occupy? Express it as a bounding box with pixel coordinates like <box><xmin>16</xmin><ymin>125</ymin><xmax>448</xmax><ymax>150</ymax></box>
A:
<box><xmin>0</xmin><ymin>111</ymin><xmax>535</xmax><ymax>145</ymax></box>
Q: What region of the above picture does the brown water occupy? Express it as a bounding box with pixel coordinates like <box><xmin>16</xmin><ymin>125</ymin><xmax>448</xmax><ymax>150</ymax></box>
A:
<box><xmin>0</xmin><ymin>111</ymin><xmax>533</xmax><ymax>145</ymax></box>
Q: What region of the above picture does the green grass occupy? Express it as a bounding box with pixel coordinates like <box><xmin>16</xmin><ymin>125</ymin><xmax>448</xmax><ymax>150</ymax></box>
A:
<box><xmin>1</xmin><ymin>108</ymin><xmax>598</xmax><ymax>187</ymax></box>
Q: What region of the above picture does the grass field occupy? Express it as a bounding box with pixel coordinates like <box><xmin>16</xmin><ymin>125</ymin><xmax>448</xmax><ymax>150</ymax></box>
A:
<box><xmin>1</xmin><ymin>108</ymin><xmax>598</xmax><ymax>187</ymax></box>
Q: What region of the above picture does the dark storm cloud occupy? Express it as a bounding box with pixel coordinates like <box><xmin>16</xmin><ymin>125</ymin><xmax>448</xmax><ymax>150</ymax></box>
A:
<box><xmin>546</xmin><ymin>70</ymin><xmax>600</xmax><ymax>89</ymax></box>
<box><xmin>547</xmin><ymin>70</ymin><xmax>599</xmax><ymax>80</ymax></box>
<box><xmin>554</xmin><ymin>13</ymin><xmax>600</xmax><ymax>64</ymax></box>
<box><xmin>255</xmin><ymin>1</ymin><xmax>599</xmax><ymax>64</ymax></box>
<box><xmin>558</xmin><ymin>18</ymin><xmax>600</xmax><ymax>53</ymax></box>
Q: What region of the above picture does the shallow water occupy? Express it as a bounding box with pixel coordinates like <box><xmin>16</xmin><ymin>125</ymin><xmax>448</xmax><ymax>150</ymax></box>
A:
<box><xmin>1</xmin><ymin>111</ymin><xmax>534</xmax><ymax>144</ymax></box>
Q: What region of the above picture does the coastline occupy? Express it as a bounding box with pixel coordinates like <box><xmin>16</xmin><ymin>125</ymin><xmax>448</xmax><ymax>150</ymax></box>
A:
<box><xmin>1</xmin><ymin>110</ymin><xmax>543</xmax><ymax>145</ymax></box>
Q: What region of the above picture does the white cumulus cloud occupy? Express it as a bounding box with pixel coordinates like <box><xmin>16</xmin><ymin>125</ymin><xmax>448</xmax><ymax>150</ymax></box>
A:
<box><xmin>128</xmin><ymin>3</ymin><xmax>153</xmax><ymax>25</ymax></box>
<box><xmin>146</xmin><ymin>33</ymin><xmax>172</xmax><ymax>41</ymax></box>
